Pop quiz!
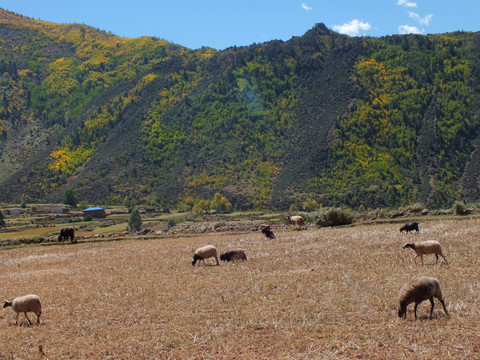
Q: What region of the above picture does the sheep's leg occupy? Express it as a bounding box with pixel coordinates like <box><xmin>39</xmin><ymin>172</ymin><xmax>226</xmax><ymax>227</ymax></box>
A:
<box><xmin>439</xmin><ymin>298</ymin><xmax>448</xmax><ymax>316</ymax></box>
<box><xmin>214</xmin><ymin>256</ymin><xmax>219</xmax><ymax>266</ymax></box>
<box><xmin>435</xmin><ymin>254</ymin><xmax>439</xmax><ymax>264</ymax></box>
<box><xmin>24</xmin><ymin>312</ymin><xmax>32</xmax><ymax>325</ymax></box>
<box><xmin>414</xmin><ymin>303</ymin><xmax>419</xmax><ymax>319</ymax></box>
<box><xmin>436</xmin><ymin>296</ymin><xmax>450</xmax><ymax>316</ymax></box>
<box><xmin>14</xmin><ymin>313</ymin><xmax>19</xmax><ymax>325</ymax></box>
<box><xmin>429</xmin><ymin>298</ymin><xmax>435</xmax><ymax>319</ymax></box>
<box><xmin>441</xmin><ymin>255</ymin><xmax>448</xmax><ymax>265</ymax></box>
<box><xmin>36</xmin><ymin>312</ymin><xmax>41</xmax><ymax>324</ymax></box>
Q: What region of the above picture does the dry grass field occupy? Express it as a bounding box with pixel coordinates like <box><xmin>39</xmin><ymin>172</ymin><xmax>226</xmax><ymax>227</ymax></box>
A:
<box><xmin>1</xmin><ymin>217</ymin><xmax>480</xmax><ymax>359</ymax></box>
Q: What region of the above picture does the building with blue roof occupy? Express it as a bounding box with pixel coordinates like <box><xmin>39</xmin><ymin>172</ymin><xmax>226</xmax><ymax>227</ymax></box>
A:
<box><xmin>82</xmin><ymin>207</ymin><xmax>106</xmax><ymax>218</ymax></box>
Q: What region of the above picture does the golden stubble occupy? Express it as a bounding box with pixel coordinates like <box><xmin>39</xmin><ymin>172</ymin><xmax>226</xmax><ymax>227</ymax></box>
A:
<box><xmin>1</xmin><ymin>218</ymin><xmax>480</xmax><ymax>359</ymax></box>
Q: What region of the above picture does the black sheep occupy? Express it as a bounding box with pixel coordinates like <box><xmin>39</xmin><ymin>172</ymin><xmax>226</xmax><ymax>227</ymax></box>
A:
<box><xmin>261</xmin><ymin>224</ymin><xmax>276</xmax><ymax>240</ymax></box>
<box><xmin>220</xmin><ymin>249</ymin><xmax>247</xmax><ymax>262</ymax></box>
<box><xmin>58</xmin><ymin>227</ymin><xmax>76</xmax><ymax>243</ymax></box>
<box><xmin>400</xmin><ymin>222</ymin><xmax>419</xmax><ymax>233</ymax></box>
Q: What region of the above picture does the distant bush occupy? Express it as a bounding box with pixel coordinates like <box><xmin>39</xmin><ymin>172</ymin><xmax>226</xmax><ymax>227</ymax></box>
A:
<box><xmin>78</xmin><ymin>201</ymin><xmax>89</xmax><ymax>211</ymax></box>
<box><xmin>302</xmin><ymin>198</ymin><xmax>319</xmax><ymax>212</ymax></box>
<box><xmin>167</xmin><ymin>218</ymin><xmax>177</xmax><ymax>230</ymax></box>
<box><xmin>63</xmin><ymin>187</ymin><xmax>78</xmax><ymax>208</ymax></box>
<box><xmin>193</xmin><ymin>200</ymin><xmax>209</xmax><ymax>215</ymax></box>
<box><xmin>453</xmin><ymin>201</ymin><xmax>467</xmax><ymax>215</ymax></box>
<box><xmin>127</xmin><ymin>207</ymin><xmax>142</xmax><ymax>232</ymax></box>
<box><xmin>316</xmin><ymin>207</ymin><xmax>354</xmax><ymax>227</ymax></box>
<box><xmin>406</xmin><ymin>203</ymin><xmax>426</xmax><ymax>213</ymax></box>
<box><xmin>210</xmin><ymin>193</ymin><xmax>232</xmax><ymax>213</ymax></box>
<box><xmin>289</xmin><ymin>204</ymin><xmax>299</xmax><ymax>212</ymax></box>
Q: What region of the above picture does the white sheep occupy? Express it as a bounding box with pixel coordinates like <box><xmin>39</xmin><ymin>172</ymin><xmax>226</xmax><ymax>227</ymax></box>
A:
<box><xmin>3</xmin><ymin>294</ymin><xmax>42</xmax><ymax>325</ymax></box>
<box><xmin>402</xmin><ymin>240</ymin><xmax>448</xmax><ymax>265</ymax></box>
<box><xmin>286</xmin><ymin>215</ymin><xmax>305</xmax><ymax>230</ymax></box>
<box><xmin>192</xmin><ymin>245</ymin><xmax>219</xmax><ymax>266</ymax></box>
<box><xmin>398</xmin><ymin>276</ymin><xmax>448</xmax><ymax>319</ymax></box>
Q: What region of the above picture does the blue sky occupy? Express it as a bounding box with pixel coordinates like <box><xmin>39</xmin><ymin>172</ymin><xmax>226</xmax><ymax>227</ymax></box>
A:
<box><xmin>1</xmin><ymin>0</ymin><xmax>479</xmax><ymax>50</ymax></box>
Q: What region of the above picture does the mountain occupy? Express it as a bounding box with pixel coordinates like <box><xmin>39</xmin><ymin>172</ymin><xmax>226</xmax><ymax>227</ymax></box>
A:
<box><xmin>0</xmin><ymin>10</ymin><xmax>479</xmax><ymax>210</ymax></box>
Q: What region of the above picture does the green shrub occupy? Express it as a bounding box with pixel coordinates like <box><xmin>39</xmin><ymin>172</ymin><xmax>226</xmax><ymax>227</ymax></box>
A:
<box><xmin>167</xmin><ymin>218</ymin><xmax>177</xmax><ymax>230</ymax></box>
<box><xmin>210</xmin><ymin>193</ymin><xmax>232</xmax><ymax>213</ymax></box>
<box><xmin>453</xmin><ymin>201</ymin><xmax>466</xmax><ymax>215</ymax></box>
<box><xmin>406</xmin><ymin>203</ymin><xmax>426</xmax><ymax>213</ymax></box>
<box><xmin>193</xmin><ymin>200</ymin><xmax>209</xmax><ymax>215</ymax></box>
<box><xmin>289</xmin><ymin>204</ymin><xmax>299</xmax><ymax>212</ymax></box>
<box><xmin>127</xmin><ymin>207</ymin><xmax>142</xmax><ymax>232</ymax></box>
<box><xmin>302</xmin><ymin>198</ymin><xmax>319</xmax><ymax>212</ymax></box>
<box><xmin>316</xmin><ymin>207</ymin><xmax>354</xmax><ymax>227</ymax></box>
<box><xmin>63</xmin><ymin>187</ymin><xmax>78</xmax><ymax>208</ymax></box>
<box><xmin>78</xmin><ymin>201</ymin><xmax>89</xmax><ymax>211</ymax></box>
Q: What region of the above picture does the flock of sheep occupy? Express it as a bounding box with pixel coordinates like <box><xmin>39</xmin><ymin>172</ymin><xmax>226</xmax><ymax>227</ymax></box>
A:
<box><xmin>191</xmin><ymin>219</ymin><xmax>451</xmax><ymax>321</ymax></box>
<box><xmin>3</xmin><ymin>219</ymin><xmax>450</xmax><ymax>325</ymax></box>
<box><xmin>396</xmin><ymin>221</ymin><xmax>449</xmax><ymax>319</ymax></box>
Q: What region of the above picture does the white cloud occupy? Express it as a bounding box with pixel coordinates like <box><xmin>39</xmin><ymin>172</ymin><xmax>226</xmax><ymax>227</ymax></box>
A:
<box><xmin>301</xmin><ymin>2</ymin><xmax>312</xmax><ymax>11</ymax></box>
<box><xmin>409</xmin><ymin>11</ymin><xmax>433</xmax><ymax>26</ymax></box>
<box><xmin>398</xmin><ymin>25</ymin><xmax>423</xmax><ymax>34</ymax></box>
<box><xmin>397</xmin><ymin>0</ymin><xmax>417</xmax><ymax>7</ymax></box>
<box><xmin>333</xmin><ymin>19</ymin><xmax>372</xmax><ymax>36</ymax></box>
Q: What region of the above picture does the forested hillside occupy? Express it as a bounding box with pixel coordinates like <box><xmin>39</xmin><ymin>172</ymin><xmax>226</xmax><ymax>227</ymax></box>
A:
<box><xmin>0</xmin><ymin>9</ymin><xmax>479</xmax><ymax>210</ymax></box>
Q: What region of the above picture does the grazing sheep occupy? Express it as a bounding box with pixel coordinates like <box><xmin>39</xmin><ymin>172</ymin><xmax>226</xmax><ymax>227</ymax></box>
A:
<box><xmin>403</xmin><ymin>240</ymin><xmax>448</xmax><ymax>265</ymax></box>
<box><xmin>58</xmin><ymin>226</ymin><xmax>76</xmax><ymax>243</ymax></box>
<box><xmin>286</xmin><ymin>215</ymin><xmax>305</xmax><ymax>229</ymax></box>
<box><xmin>3</xmin><ymin>294</ymin><xmax>42</xmax><ymax>325</ymax></box>
<box><xmin>260</xmin><ymin>224</ymin><xmax>276</xmax><ymax>240</ymax></box>
<box><xmin>220</xmin><ymin>249</ymin><xmax>247</xmax><ymax>262</ymax></box>
<box><xmin>398</xmin><ymin>276</ymin><xmax>448</xmax><ymax>319</ymax></box>
<box><xmin>400</xmin><ymin>222</ymin><xmax>419</xmax><ymax>233</ymax></box>
<box><xmin>192</xmin><ymin>245</ymin><xmax>219</xmax><ymax>266</ymax></box>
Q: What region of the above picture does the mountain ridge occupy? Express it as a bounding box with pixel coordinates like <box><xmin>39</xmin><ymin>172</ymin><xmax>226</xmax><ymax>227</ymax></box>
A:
<box><xmin>0</xmin><ymin>10</ymin><xmax>479</xmax><ymax>210</ymax></box>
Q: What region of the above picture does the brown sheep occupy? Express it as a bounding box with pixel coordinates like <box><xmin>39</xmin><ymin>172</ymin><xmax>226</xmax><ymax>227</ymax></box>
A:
<box><xmin>402</xmin><ymin>240</ymin><xmax>448</xmax><ymax>265</ymax></box>
<box><xmin>398</xmin><ymin>276</ymin><xmax>448</xmax><ymax>319</ymax></box>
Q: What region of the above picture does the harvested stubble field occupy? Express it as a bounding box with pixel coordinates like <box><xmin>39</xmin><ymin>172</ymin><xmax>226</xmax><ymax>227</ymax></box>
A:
<box><xmin>1</xmin><ymin>218</ymin><xmax>480</xmax><ymax>359</ymax></box>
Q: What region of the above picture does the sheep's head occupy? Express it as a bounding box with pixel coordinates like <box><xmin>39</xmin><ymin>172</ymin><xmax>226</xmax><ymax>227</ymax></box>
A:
<box><xmin>402</xmin><ymin>242</ymin><xmax>413</xmax><ymax>250</ymax></box>
<box><xmin>3</xmin><ymin>300</ymin><xmax>12</xmax><ymax>308</ymax></box>
<box><xmin>398</xmin><ymin>306</ymin><xmax>406</xmax><ymax>318</ymax></box>
<box><xmin>192</xmin><ymin>254</ymin><xmax>200</xmax><ymax>266</ymax></box>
